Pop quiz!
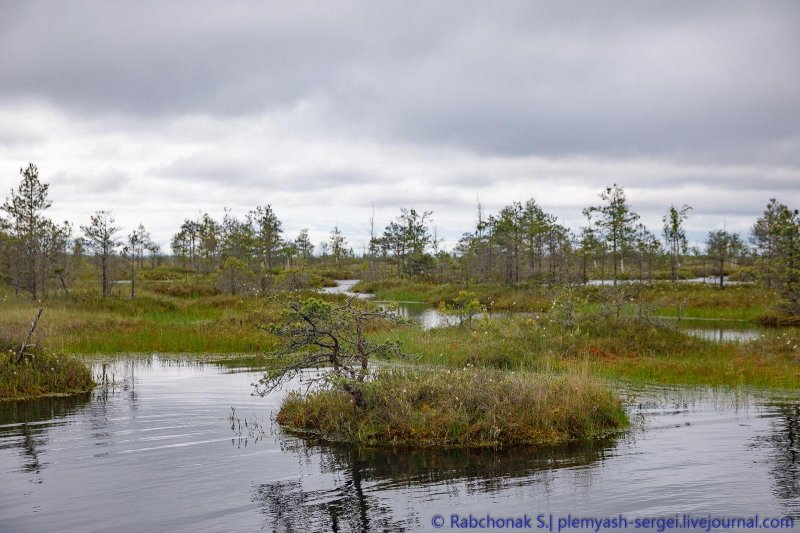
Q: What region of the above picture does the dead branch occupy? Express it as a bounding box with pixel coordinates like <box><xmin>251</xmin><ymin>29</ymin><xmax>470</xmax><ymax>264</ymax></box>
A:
<box><xmin>16</xmin><ymin>307</ymin><xmax>44</xmax><ymax>364</ymax></box>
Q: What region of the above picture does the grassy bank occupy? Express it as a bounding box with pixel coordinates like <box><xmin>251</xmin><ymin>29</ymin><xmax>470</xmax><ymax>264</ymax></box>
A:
<box><xmin>354</xmin><ymin>279</ymin><xmax>553</xmax><ymax>311</ymax></box>
<box><xmin>354</xmin><ymin>279</ymin><xmax>774</xmax><ymax>320</ymax></box>
<box><xmin>1</xmin><ymin>281</ymin><xmax>796</xmax><ymax>390</ymax></box>
<box><xmin>374</xmin><ymin>315</ymin><xmax>800</xmax><ymax>389</ymax></box>
<box><xmin>277</xmin><ymin>368</ymin><xmax>627</xmax><ymax>447</ymax></box>
<box><xmin>0</xmin><ymin>289</ymin><xmax>284</xmax><ymax>354</ymax></box>
<box><xmin>0</xmin><ymin>344</ymin><xmax>95</xmax><ymax>400</ymax></box>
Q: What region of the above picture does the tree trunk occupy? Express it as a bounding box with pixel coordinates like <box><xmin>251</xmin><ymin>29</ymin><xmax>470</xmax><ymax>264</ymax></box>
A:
<box><xmin>16</xmin><ymin>308</ymin><xmax>43</xmax><ymax>364</ymax></box>
<box><xmin>343</xmin><ymin>382</ymin><xmax>365</xmax><ymax>409</ymax></box>
<box><xmin>101</xmin><ymin>254</ymin><xmax>108</xmax><ymax>297</ymax></box>
<box><xmin>130</xmin><ymin>261</ymin><xmax>136</xmax><ymax>299</ymax></box>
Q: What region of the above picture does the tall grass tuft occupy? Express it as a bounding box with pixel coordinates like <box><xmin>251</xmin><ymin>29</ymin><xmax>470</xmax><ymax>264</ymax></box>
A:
<box><xmin>0</xmin><ymin>342</ymin><xmax>95</xmax><ymax>400</ymax></box>
<box><xmin>277</xmin><ymin>368</ymin><xmax>627</xmax><ymax>447</ymax></box>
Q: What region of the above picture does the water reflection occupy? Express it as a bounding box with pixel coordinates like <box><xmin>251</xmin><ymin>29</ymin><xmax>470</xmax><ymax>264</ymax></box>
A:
<box><xmin>584</xmin><ymin>277</ymin><xmax>746</xmax><ymax>286</ymax></box>
<box><xmin>0</xmin><ymin>394</ymin><xmax>90</xmax><ymax>427</ymax></box>
<box><xmin>679</xmin><ymin>326</ymin><xmax>762</xmax><ymax>342</ymax></box>
<box><xmin>254</xmin><ymin>464</ymin><xmax>406</xmax><ymax>532</ymax></box>
<box><xmin>754</xmin><ymin>403</ymin><xmax>800</xmax><ymax>507</ymax></box>
<box><xmin>659</xmin><ymin>318</ymin><xmax>766</xmax><ymax>343</ymax></box>
<box><xmin>253</xmin><ymin>438</ymin><xmax>618</xmax><ymax>532</ymax></box>
<box><xmin>0</xmin><ymin>394</ymin><xmax>91</xmax><ymax>479</ymax></box>
<box><xmin>2</xmin><ymin>358</ymin><xmax>799</xmax><ymax>532</ymax></box>
<box><xmin>392</xmin><ymin>301</ymin><xmax>458</xmax><ymax>328</ymax></box>
<box><xmin>394</xmin><ymin>301</ymin><xmax>766</xmax><ymax>343</ymax></box>
<box><xmin>322</xmin><ymin>280</ymin><xmax>770</xmax><ymax>342</ymax></box>
<box><xmin>320</xmin><ymin>279</ymin><xmax>370</xmax><ymax>298</ymax></box>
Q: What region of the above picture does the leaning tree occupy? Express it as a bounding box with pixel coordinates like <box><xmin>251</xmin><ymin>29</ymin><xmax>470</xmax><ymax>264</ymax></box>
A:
<box><xmin>254</xmin><ymin>297</ymin><xmax>402</xmax><ymax>407</ymax></box>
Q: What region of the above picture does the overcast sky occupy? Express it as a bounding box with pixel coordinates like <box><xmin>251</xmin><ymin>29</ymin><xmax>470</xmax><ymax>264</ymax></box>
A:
<box><xmin>1</xmin><ymin>1</ymin><xmax>798</xmax><ymax>251</ymax></box>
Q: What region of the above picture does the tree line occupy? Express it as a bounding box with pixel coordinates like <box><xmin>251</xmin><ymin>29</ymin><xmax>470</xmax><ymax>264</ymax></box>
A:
<box><xmin>1</xmin><ymin>163</ymin><xmax>798</xmax><ymax>313</ymax></box>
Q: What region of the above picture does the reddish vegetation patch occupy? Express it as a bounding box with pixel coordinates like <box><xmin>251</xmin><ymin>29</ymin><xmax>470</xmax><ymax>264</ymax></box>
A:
<box><xmin>588</xmin><ymin>345</ymin><xmax>621</xmax><ymax>361</ymax></box>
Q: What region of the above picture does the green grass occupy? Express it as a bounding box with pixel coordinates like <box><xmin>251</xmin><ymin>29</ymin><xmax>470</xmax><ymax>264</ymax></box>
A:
<box><xmin>354</xmin><ymin>279</ymin><xmax>553</xmax><ymax>311</ymax></box>
<box><xmin>277</xmin><ymin>367</ymin><xmax>627</xmax><ymax>447</ymax></box>
<box><xmin>0</xmin><ymin>289</ymin><xmax>282</xmax><ymax>354</ymax></box>
<box><xmin>1</xmin><ymin>279</ymin><xmax>796</xmax><ymax>390</ymax></box>
<box><xmin>635</xmin><ymin>283</ymin><xmax>771</xmax><ymax>320</ymax></box>
<box><xmin>371</xmin><ymin>314</ymin><xmax>800</xmax><ymax>390</ymax></box>
<box><xmin>355</xmin><ymin>278</ymin><xmax>775</xmax><ymax>320</ymax></box>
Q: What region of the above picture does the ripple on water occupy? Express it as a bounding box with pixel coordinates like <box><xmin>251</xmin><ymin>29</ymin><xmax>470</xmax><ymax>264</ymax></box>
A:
<box><xmin>0</xmin><ymin>357</ymin><xmax>798</xmax><ymax>532</ymax></box>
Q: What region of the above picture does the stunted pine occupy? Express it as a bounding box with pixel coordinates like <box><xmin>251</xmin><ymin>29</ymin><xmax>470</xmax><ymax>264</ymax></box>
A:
<box><xmin>584</xmin><ymin>184</ymin><xmax>640</xmax><ymax>286</ymax></box>
<box><xmin>255</xmin><ymin>297</ymin><xmax>401</xmax><ymax>407</ymax></box>
<box><xmin>81</xmin><ymin>210</ymin><xmax>121</xmax><ymax>297</ymax></box>
<box><xmin>294</xmin><ymin>228</ymin><xmax>314</xmax><ymax>264</ymax></box>
<box><xmin>1</xmin><ymin>163</ymin><xmax>72</xmax><ymax>299</ymax></box>
<box><xmin>663</xmin><ymin>204</ymin><xmax>691</xmax><ymax>282</ymax></box>
<box><xmin>705</xmin><ymin>230</ymin><xmax>744</xmax><ymax>288</ymax></box>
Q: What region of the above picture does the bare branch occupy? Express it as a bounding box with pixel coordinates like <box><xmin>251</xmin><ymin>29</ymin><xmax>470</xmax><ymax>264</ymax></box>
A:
<box><xmin>16</xmin><ymin>307</ymin><xmax>43</xmax><ymax>364</ymax></box>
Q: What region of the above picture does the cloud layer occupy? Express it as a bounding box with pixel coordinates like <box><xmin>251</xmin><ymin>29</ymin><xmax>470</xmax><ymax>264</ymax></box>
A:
<box><xmin>1</xmin><ymin>1</ymin><xmax>798</xmax><ymax>249</ymax></box>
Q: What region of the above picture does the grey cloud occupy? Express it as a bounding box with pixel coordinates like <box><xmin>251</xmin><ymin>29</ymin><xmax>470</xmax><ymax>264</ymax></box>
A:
<box><xmin>1</xmin><ymin>1</ymin><xmax>798</xmax><ymax>164</ymax></box>
<box><xmin>152</xmin><ymin>155</ymin><xmax>376</xmax><ymax>191</ymax></box>
<box><xmin>0</xmin><ymin>0</ymin><xmax>798</xmax><ymax>250</ymax></box>
<box><xmin>0</xmin><ymin>127</ymin><xmax>40</xmax><ymax>148</ymax></box>
<box><xmin>50</xmin><ymin>168</ymin><xmax>135</xmax><ymax>197</ymax></box>
<box><xmin>0</xmin><ymin>1</ymin><xmax>440</xmax><ymax>115</ymax></box>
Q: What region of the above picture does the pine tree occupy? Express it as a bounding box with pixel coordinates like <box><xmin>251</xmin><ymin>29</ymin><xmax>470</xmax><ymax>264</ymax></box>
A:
<box><xmin>294</xmin><ymin>228</ymin><xmax>314</xmax><ymax>264</ymax></box>
<box><xmin>81</xmin><ymin>210</ymin><xmax>121</xmax><ymax>297</ymax></box>
<box><xmin>1</xmin><ymin>163</ymin><xmax>72</xmax><ymax>299</ymax></box>
<box><xmin>329</xmin><ymin>226</ymin><xmax>347</xmax><ymax>269</ymax></box>
<box><xmin>663</xmin><ymin>204</ymin><xmax>691</xmax><ymax>282</ymax></box>
<box><xmin>705</xmin><ymin>230</ymin><xmax>744</xmax><ymax>289</ymax></box>
<box><xmin>583</xmin><ymin>184</ymin><xmax>640</xmax><ymax>285</ymax></box>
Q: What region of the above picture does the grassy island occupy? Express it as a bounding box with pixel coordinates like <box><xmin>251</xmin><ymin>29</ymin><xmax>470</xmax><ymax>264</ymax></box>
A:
<box><xmin>277</xmin><ymin>368</ymin><xmax>627</xmax><ymax>448</ymax></box>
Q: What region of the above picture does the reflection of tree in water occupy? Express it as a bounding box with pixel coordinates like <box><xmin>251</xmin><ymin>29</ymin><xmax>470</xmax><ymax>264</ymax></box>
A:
<box><xmin>253</xmin><ymin>436</ymin><xmax>617</xmax><ymax>532</ymax></box>
<box><xmin>755</xmin><ymin>402</ymin><xmax>800</xmax><ymax>509</ymax></box>
<box><xmin>17</xmin><ymin>423</ymin><xmax>45</xmax><ymax>475</ymax></box>
<box><xmin>94</xmin><ymin>360</ymin><xmax>139</xmax><ymax>406</ymax></box>
<box><xmin>254</xmin><ymin>446</ymin><xmax>411</xmax><ymax>532</ymax></box>
<box><xmin>89</xmin><ymin>361</ymin><xmax>139</xmax><ymax>444</ymax></box>
<box><xmin>0</xmin><ymin>394</ymin><xmax>91</xmax><ymax>477</ymax></box>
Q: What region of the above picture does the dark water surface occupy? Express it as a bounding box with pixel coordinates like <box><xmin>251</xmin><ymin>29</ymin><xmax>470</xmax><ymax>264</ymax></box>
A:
<box><xmin>1</xmin><ymin>358</ymin><xmax>799</xmax><ymax>532</ymax></box>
